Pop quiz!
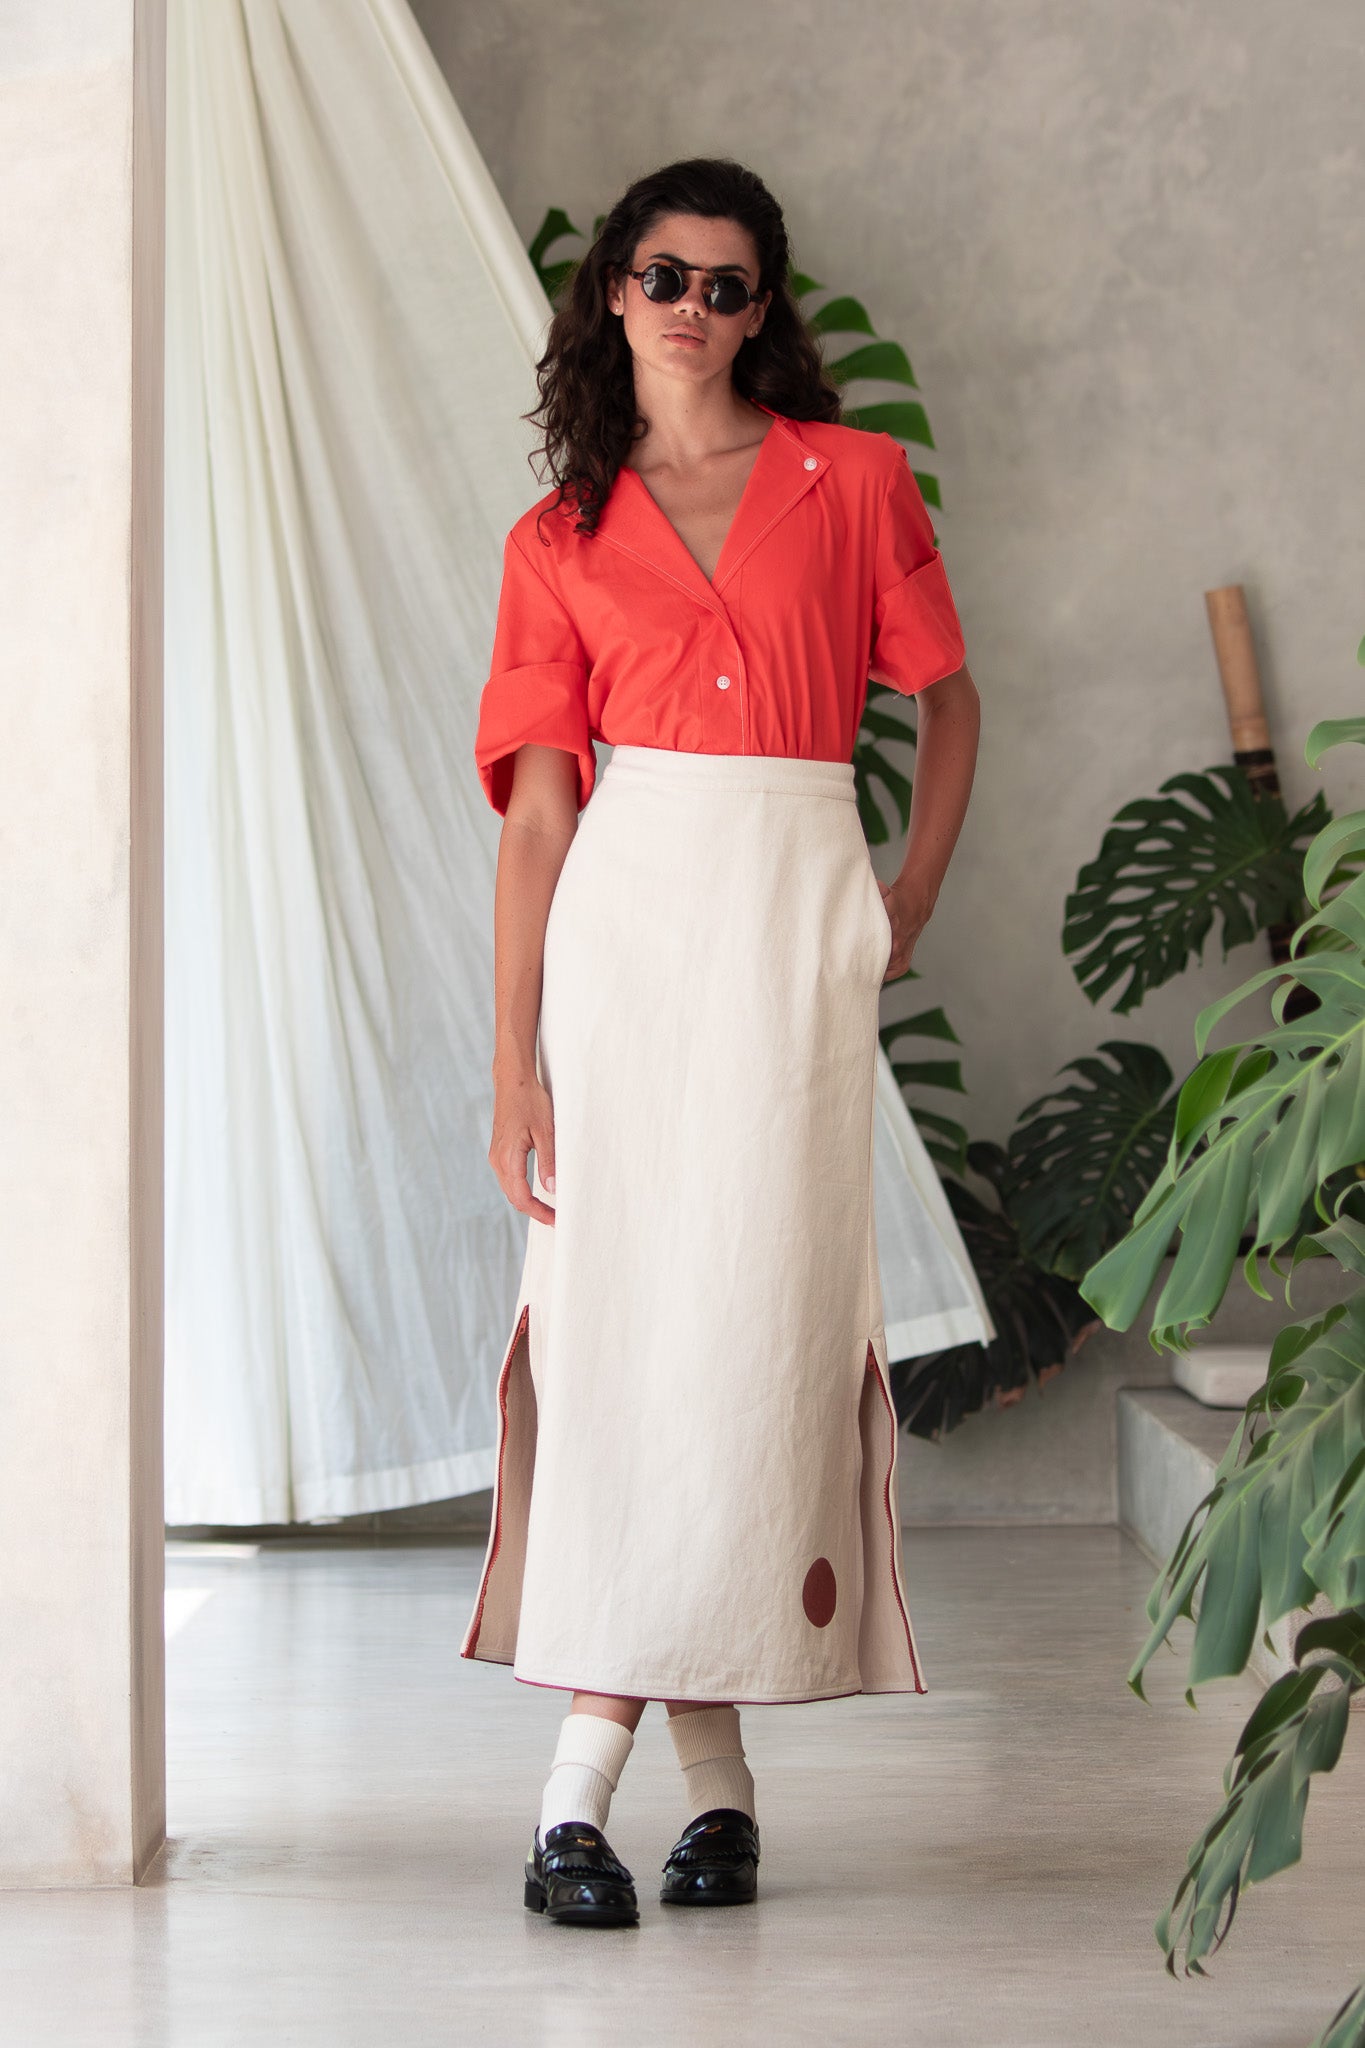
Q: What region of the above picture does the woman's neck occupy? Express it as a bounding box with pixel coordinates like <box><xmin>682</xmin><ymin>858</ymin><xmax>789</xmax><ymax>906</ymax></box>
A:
<box><xmin>626</xmin><ymin>373</ymin><xmax>767</xmax><ymax>472</ymax></box>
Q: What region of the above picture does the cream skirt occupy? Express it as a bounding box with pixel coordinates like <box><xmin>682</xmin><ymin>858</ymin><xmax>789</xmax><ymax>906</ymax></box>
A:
<box><xmin>462</xmin><ymin>743</ymin><xmax>929</xmax><ymax>1702</ymax></box>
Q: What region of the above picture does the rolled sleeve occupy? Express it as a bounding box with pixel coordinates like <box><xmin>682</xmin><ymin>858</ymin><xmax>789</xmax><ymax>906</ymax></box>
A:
<box><xmin>868</xmin><ymin>441</ymin><xmax>966</xmax><ymax>697</ymax></box>
<box><xmin>474</xmin><ymin>527</ymin><xmax>596</xmax><ymax>817</ymax></box>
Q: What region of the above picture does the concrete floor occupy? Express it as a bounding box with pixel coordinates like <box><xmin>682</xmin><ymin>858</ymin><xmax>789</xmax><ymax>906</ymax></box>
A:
<box><xmin>2</xmin><ymin>1530</ymin><xmax>1362</xmax><ymax>2047</ymax></box>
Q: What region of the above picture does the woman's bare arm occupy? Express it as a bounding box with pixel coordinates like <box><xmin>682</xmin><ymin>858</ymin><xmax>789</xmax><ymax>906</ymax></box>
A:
<box><xmin>488</xmin><ymin>743</ymin><xmax>582</xmax><ymax>1225</ymax></box>
<box><xmin>879</xmin><ymin>664</ymin><xmax>981</xmax><ymax>980</ymax></box>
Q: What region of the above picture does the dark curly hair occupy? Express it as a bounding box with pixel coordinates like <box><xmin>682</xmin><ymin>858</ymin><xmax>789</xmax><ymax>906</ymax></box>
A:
<box><xmin>528</xmin><ymin>157</ymin><xmax>842</xmax><ymax>539</ymax></box>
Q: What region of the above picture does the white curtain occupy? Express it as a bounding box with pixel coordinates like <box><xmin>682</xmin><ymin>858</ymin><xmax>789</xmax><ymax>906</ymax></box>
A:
<box><xmin>165</xmin><ymin>0</ymin><xmax>991</xmax><ymax>1525</ymax></box>
<box><xmin>164</xmin><ymin>0</ymin><xmax>549</xmax><ymax>1522</ymax></box>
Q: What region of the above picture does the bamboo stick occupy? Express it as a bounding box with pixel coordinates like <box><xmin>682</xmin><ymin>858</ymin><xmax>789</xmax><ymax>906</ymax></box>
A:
<box><xmin>1204</xmin><ymin>583</ymin><xmax>1311</xmax><ymax>1007</ymax></box>
<box><xmin>1205</xmin><ymin>584</ymin><xmax>1279</xmax><ymax>795</ymax></box>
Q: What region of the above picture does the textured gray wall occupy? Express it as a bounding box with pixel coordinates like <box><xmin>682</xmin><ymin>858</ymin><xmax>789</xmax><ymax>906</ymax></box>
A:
<box><xmin>415</xmin><ymin>0</ymin><xmax>1365</xmax><ymax>1150</ymax></box>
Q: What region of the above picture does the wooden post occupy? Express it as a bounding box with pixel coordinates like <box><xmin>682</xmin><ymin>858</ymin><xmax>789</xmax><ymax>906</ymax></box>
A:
<box><xmin>1204</xmin><ymin>583</ymin><xmax>1311</xmax><ymax>1008</ymax></box>
<box><xmin>1205</xmin><ymin>585</ymin><xmax>1280</xmax><ymax>796</ymax></box>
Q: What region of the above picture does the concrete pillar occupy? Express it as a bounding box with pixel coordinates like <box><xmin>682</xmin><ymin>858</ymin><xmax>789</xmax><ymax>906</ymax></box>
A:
<box><xmin>0</xmin><ymin>0</ymin><xmax>166</xmax><ymax>1883</ymax></box>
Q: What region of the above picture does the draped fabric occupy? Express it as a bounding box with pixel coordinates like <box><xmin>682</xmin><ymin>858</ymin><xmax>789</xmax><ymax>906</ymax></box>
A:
<box><xmin>164</xmin><ymin>0</ymin><xmax>548</xmax><ymax>1522</ymax></box>
<box><xmin>164</xmin><ymin>0</ymin><xmax>991</xmax><ymax>1525</ymax></box>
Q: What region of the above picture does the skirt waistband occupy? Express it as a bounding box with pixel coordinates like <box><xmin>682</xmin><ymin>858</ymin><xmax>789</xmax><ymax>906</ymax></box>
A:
<box><xmin>602</xmin><ymin>743</ymin><xmax>857</xmax><ymax>803</ymax></box>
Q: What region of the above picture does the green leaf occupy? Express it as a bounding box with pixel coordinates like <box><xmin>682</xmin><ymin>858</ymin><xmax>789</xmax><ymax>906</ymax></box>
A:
<box><xmin>1149</xmin><ymin>1132</ymin><xmax>1257</xmax><ymax>1337</ymax></box>
<box><xmin>855</xmin><ymin>777</ymin><xmax>887</xmax><ymax>845</ymax></box>
<box><xmin>1080</xmin><ymin>783</ymin><xmax>1365</xmax><ymax>1342</ymax></box>
<box><xmin>1154</xmin><ymin>1616</ymin><xmax>1363</xmax><ymax>1975</ymax></box>
<box><xmin>1064</xmin><ymin>766</ymin><xmax>1328</xmax><ymax>1014</ymax></box>
<box><xmin>1007</xmin><ymin>1042</ymin><xmax>1178</xmax><ymax>1280</ymax></box>
<box><xmin>1292</xmin><ymin>1215</ymin><xmax>1365</xmax><ymax>1290</ymax></box>
<box><xmin>879</xmin><ymin>1000</ymin><xmax>970</xmax><ymax>1169</ymax></box>
<box><xmin>853</xmin><ymin>737</ymin><xmax>914</xmax><ymax>841</ymax></box>
<box><xmin>1306</xmin><ymin>714</ymin><xmax>1365</xmax><ymax>769</ymax></box>
<box><xmin>888</xmin><ymin>1004</ymin><xmax>962</xmax><ymax>1047</ymax></box>
<box><xmin>1127</xmin><ymin>1294</ymin><xmax>1365</xmax><ymax>1692</ymax></box>
<box><xmin>841</xmin><ymin>400</ymin><xmax>935</xmax><ymax>449</ymax></box>
<box><xmin>890</xmin><ymin>1143</ymin><xmax>1102</xmax><ymax>1438</ymax></box>
<box><xmin>808</xmin><ymin>293</ymin><xmax>876</xmax><ymax>336</ymax></box>
<box><xmin>526</xmin><ymin>207</ymin><xmax>586</xmax><ymax>300</ymax></box>
<box><xmin>1309</xmin><ymin>1975</ymin><xmax>1365</xmax><ymax>2048</ymax></box>
<box><xmin>1302</xmin><ymin>1435</ymin><xmax>1365</xmax><ymax>1610</ymax></box>
<box><xmin>858</xmin><ymin>687</ymin><xmax>918</xmax><ymax>753</ymax></box>
<box><xmin>1081</xmin><ymin>1179</ymin><xmax>1184</xmax><ymax>1335</ymax></box>
<box><xmin>891</xmin><ymin>1058</ymin><xmax>967</xmax><ymax>1093</ymax></box>
<box><xmin>1172</xmin><ymin>1045</ymin><xmax>1241</xmax><ymax>1160</ymax></box>
<box><xmin>526</xmin><ymin>206</ymin><xmax>583</xmax><ymax>271</ymax></box>
<box><xmin>907</xmin><ymin>1106</ymin><xmax>973</xmax><ymax>1176</ymax></box>
<box><xmin>825</xmin><ymin>340</ymin><xmax>919</xmax><ymax>390</ymax></box>
<box><xmin>1304</xmin><ymin>811</ymin><xmax>1365</xmax><ymax>910</ymax></box>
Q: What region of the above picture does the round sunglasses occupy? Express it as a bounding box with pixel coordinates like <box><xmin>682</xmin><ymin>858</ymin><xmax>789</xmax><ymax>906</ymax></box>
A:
<box><xmin>626</xmin><ymin>261</ymin><xmax>758</xmax><ymax>318</ymax></box>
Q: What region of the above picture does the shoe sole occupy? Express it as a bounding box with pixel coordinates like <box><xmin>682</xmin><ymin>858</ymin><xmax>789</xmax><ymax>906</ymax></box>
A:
<box><xmin>524</xmin><ymin>1876</ymin><xmax>639</xmax><ymax>1927</ymax></box>
<box><xmin>659</xmin><ymin>1882</ymin><xmax>758</xmax><ymax>1907</ymax></box>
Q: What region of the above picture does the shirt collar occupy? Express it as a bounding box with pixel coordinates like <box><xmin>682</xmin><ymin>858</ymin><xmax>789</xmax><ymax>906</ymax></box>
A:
<box><xmin>591</xmin><ymin>402</ymin><xmax>831</xmax><ymax>619</ymax></box>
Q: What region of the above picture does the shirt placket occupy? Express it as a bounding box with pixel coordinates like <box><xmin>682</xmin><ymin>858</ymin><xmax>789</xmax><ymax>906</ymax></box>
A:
<box><xmin>702</xmin><ymin>591</ymin><xmax>748</xmax><ymax>755</ymax></box>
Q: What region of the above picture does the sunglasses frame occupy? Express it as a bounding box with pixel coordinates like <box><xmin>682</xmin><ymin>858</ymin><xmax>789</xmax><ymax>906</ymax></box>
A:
<box><xmin>625</xmin><ymin>261</ymin><xmax>759</xmax><ymax>318</ymax></box>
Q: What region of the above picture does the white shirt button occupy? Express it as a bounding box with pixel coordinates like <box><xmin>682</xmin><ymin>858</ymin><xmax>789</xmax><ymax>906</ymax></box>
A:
<box><xmin>715</xmin><ymin>674</ymin><xmax>732</xmax><ymax>690</ymax></box>
<box><xmin>803</xmin><ymin>456</ymin><xmax>818</xmax><ymax>470</ymax></box>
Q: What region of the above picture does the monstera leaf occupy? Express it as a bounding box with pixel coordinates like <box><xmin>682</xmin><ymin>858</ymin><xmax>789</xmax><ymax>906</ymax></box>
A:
<box><xmin>796</xmin><ymin>273</ymin><xmax>943</xmax><ymax>841</ymax></box>
<box><xmin>1154</xmin><ymin>1607</ymin><xmax>1365</xmax><ymax>1979</ymax></box>
<box><xmin>812</xmin><ymin>293</ymin><xmax>933</xmax><ymax>452</ymax></box>
<box><xmin>1007</xmin><ymin>1041</ymin><xmax>1180</xmax><ymax>1280</ymax></box>
<box><xmin>1064</xmin><ymin>765</ymin><xmax>1329</xmax><ymax>1014</ymax></box>
<box><xmin>528</xmin><ymin>207</ymin><xmax>590</xmax><ymax>303</ymax></box>
<box><xmin>855</xmin><ymin>683</ymin><xmax>918</xmax><ymax>844</ymax></box>
<box><xmin>890</xmin><ymin>1142</ymin><xmax>1101</xmax><ymax>1439</ymax></box>
<box><xmin>1081</xmin><ymin>723</ymin><xmax>1365</xmax><ymax>1347</ymax></box>
<box><xmin>880</xmin><ymin>1000</ymin><xmax>967</xmax><ymax>1175</ymax></box>
<box><xmin>793</xmin><ymin>270</ymin><xmax>939</xmax><ymax>499</ymax></box>
<box><xmin>1128</xmin><ymin>1290</ymin><xmax>1365</xmax><ymax>1697</ymax></box>
<box><xmin>1085</xmin><ymin>706</ymin><xmax>1365</xmax><ymax>2048</ymax></box>
<box><xmin>1312</xmin><ymin>1977</ymin><xmax>1365</xmax><ymax>2048</ymax></box>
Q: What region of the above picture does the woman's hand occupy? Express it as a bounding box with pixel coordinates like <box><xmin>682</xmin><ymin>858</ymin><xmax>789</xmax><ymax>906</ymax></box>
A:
<box><xmin>490</xmin><ymin>1068</ymin><xmax>558</xmax><ymax>1226</ymax></box>
<box><xmin>878</xmin><ymin>877</ymin><xmax>933</xmax><ymax>982</ymax></box>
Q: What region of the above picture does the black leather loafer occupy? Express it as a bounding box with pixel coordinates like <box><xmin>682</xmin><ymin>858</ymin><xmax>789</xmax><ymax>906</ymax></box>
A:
<box><xmin>659</xmin><ymin>1807</ymin><xmax>760</xmax><ymax>1906</ymax></box>
<box><xmin>524</xmin><ymin>1821</ymin><xmax>639</xmax><ymax>1926</ymax></box>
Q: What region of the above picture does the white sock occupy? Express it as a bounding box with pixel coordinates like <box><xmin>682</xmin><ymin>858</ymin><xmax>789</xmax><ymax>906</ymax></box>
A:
<box><xmin>666</xmin><ymin>1705</ymin><xmax>756</xmax><ymax>1824</ymax></box>
<box><xmin>538</xmin><ymin>1712</ymin><xmax>635</xmax><ymax>1840</ymax></box>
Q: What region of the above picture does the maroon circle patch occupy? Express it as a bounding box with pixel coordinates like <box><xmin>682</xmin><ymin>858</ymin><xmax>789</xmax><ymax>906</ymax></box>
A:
<box><xmin>802</xmin><ymin>1557</ymin><xmax>837</xmax><ymax>1628</ymax></box>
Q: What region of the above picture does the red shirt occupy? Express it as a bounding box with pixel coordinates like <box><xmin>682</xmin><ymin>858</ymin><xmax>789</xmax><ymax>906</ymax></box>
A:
<box><xmin>473</xmin><ymin>401</ymin><xmax>966</xmax><ymax>816</ymax></box>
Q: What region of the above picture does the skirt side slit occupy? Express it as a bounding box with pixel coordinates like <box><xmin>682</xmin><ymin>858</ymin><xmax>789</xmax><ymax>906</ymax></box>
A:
<box><xmin>461</xmin><ymin>1301</ymin><xmax>535</xmax><ymax>1664</ymax></box>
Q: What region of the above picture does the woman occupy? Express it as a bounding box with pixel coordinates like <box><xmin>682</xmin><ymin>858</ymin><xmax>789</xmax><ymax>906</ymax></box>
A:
<box><xmin>466</xmin><ymin>157</ymin><xmax>981</xmax><ymax>1928</ymax></box>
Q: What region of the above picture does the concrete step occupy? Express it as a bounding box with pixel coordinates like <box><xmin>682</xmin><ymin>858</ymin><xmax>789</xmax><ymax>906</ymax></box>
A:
<box><xmin>1117</xmin><ymin>1386</ymin><xmax>1345</xmax><ymax>1696</ymax></box>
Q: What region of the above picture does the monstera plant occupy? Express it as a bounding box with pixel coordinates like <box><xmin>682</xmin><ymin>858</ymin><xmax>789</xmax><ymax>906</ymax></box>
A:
<box><xmin>893</xmin><ymin>742</ymin><xmax>1332</xmax><ymax>1436</ymax></box>
<box><xmin>1079</xmin><ymin>701</ymin><xmax>1365</xmax><ymax>2048</ymax></box>
<box><xmin>1064</xmin><ymin>764</ymin><xmax>1328</xmax><ymax>1015</ymax></box>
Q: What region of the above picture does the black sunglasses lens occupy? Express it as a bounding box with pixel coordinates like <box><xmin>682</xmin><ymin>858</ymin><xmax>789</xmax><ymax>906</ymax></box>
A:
<box><xmin>641</xmin><ymin>263</ymin><xmax>685</xmax><ymax>303</ymax></box>
<box><xmin>708</xmin><ymin>277</ymin><xmax>751</xmax><ymax>315</ymax></box>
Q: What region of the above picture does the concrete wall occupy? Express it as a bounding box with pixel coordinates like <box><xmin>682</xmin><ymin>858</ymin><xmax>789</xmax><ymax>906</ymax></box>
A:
<box><xmin>0</xmin><ymin>0</ymin><xmax>165</xmax><ymax>1883</ymax></box>
<box><xmin>384</xmin><ymin>1</ymin><xmax>1365</xmax><ymax>1529</ymax></box>
<box><xmin>174</xmin><ymin>2</ymin><xmax>1365</xmax><ymax>1546</ymax></box>
<box><xmin>412</xmin><ymin>0</ymin><xmax>1365</xmax><ymax>1149</ymax></box>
